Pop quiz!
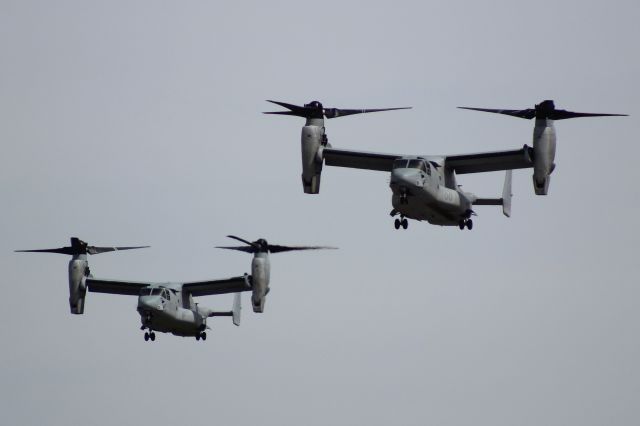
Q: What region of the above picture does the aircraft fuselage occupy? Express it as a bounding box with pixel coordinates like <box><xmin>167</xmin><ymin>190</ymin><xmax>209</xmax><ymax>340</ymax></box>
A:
<box><xmin>137</xmin><ymin>288</ymin><xmax>208</xmax><ymax>337</ymax></box>
<box><xmin>389</xmin><ymin>158</ymin><xmax>474</xmax><ymax>226</ymax></box>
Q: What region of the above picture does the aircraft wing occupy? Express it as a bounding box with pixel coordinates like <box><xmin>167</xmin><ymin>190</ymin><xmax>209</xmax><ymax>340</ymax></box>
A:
<box><xmin>182</xmin><ymin>274</ymin><xmax>252</xmax><ymax>297</ymax></box>
<box><xmin>323</xmin><ymin>147</ymin><xmax>402</xmax><ymax>172</ymax></box>
<box><xmin>445</xmin><ymin>145</ymin><xmax>533</xmax><ymax>174</ymax></box>
<box><xmin>86</xmin><ymin>278</ymin><xmax>149</xmax><ymax>296</ymax></box>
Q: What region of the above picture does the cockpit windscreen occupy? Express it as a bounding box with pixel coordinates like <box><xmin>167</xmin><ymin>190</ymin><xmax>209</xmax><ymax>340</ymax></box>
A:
<box><xmin>392</xmin><ymin>159</ymin><xmax>409</xmax><ymax>169</ymax></box>
<box><xmin>407</xmin><ymin>159</ymin><xmax>427</xmax><ymax>172</ymax></box>
<box><xmin>140</xmin><ymin>288</ymin><xmax>163</xmax><ymax>296</ymax></box>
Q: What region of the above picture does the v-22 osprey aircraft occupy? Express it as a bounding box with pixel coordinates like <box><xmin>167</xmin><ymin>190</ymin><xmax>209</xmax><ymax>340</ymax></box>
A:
<box><xmin>16</xmin><ymin>238</ymin><xmax>251</xmax><ymax>341</ymax></box>
<box><xmin>16</xmin><ymin>236</ymin><xmax>335</xmax><ymax>340</ymax></box>
<box><xmin>265</xmin><ymin>99</ymin><xmax>626</xmax><ymax>230</ymax></box>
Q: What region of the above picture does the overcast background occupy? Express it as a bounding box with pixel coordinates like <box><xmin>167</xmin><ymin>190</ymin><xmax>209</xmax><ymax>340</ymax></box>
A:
<box><xmin>1</xmin><ymin>1</ymin><xmax>639</xmax><ymax>425</ymax></box>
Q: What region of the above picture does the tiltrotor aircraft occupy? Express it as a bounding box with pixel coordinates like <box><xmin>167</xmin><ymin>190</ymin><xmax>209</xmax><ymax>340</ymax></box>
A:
<box><xmin>216</xmin><ymin>235</ymin><xmax>336</xmax><ymax>313</ymax></box>
<box><xmin>265</xmin><ymin>99</ymin><xmax>626</xmax><ymax>230</ymax></box>
<box><xmin>16</xmin><ymin>237</ymin><xmax>250</xmax><ymax>341</ymax></box>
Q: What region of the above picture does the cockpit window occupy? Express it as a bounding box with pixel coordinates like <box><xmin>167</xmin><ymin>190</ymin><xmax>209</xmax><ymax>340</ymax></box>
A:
<box><xmin>392</xmin><ymin>159</ymin><xmax>409</xmax><ymax>169</ymax></box>
<box><xmin>140</xmin><ymin>288</ymin><xmax>151</xmax><ymax>296</ymax></box>
<box><xmin>407</xmin><ymin>159</ymin><xmax>427</xmax><ymax>172</ymax></box>
<box><xmin>140</xmin><ymin>288</ymin><xmax>163</xmax><ymax>296</ymax></box>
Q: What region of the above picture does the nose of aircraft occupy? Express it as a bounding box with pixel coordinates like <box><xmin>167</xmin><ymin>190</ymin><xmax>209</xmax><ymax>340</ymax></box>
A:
<box><xmin>138</xmin><ymin>295</ymin><xmax>163</xmax><ymax>312</ymax></box>
<box><xmin>390</xmin><ymin>168</ymin><xmax>423</xmax><ymax>188</ymax></box>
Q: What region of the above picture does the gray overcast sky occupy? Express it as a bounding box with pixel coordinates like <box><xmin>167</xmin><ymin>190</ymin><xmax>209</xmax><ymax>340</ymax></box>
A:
<box><xmin>1</xmin><ymin>1</ymin><xmax>639</xmax><ymax>425</ymax></box>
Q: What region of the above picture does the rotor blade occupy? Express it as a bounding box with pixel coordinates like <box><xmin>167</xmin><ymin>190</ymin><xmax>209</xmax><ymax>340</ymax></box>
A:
<box><xmin>263</xmin><ymin>100</ymin><xmax>311</xmax><ymax>117</ymax></box>
<box><xmin>267</xmin><ymin>245</ymin><xmax>337</xmax><ymax>254</ymax></box>
<box><xmin>323</xmin><ymin>107</ymin><xmax>411</xmax><ymax>119</ymax></box>
<box><xmin>265</xmin><ymin>100</ymin><xmax>305</xmax><ymax>111</ymax></box>
<box><xmin>549</xmin><ymin>109</ymin><xmax>628</xmax><ymax>120</ymax></box>
<box><xmin>262</xmin><ymin>111</ymin><xmax>306</xmax><ymax>116</ymax></box>
<box><xmin>458</xmin><ymin>106</ymin><xmax>536</xmax><ymax>119</ymax></box>
<box><xmin>265</xmin><ymin>100</ymin><xmax>411</xmax><ymax>120</ymax></box>
<box><xmin>215</xmin><ymin>245</ymin><xmax>257</xmax><ymax>253</ymax></box>
<box><xmin>87</xmin><ymin>245</ymin><xmax>150</xmax><ymax>255</ymax></box>
<box><xmin>225</xmin><ymin>235</ymin><xmax>258</xmax><ymax>247</ymax></box>
<box><xmin>15</xmin><ymin>247</ymin><xmax>75</xmax><ymax>255</ymax></box>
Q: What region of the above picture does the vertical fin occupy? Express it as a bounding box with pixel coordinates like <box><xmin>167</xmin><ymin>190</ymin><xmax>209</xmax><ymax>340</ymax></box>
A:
<box><xmin>232</xmin><ymin>293</ymin><xmax>241</xmax><ymax>326</ymax></box>
<box><xmin>502</xmin><ymin>170</ymin><xmax>513</xmax><ymax>217</ymax></box>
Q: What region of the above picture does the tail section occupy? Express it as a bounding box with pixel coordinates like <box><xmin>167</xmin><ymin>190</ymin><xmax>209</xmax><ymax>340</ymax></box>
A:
<box><xmin>208</xmin><ymin>292</ymin><xmax>242</xmax><ymax>326</ymax></box>
<box><xmin>473</xmin><ymin>170</ymin><xmax>513</xmax><ymax>217</ymax></box>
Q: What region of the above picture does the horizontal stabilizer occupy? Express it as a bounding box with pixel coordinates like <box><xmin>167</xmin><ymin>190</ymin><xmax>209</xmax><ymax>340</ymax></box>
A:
<box><xmin>474</xmin><ymin>199</ymin><xmax>502</xmax><ymax>206</ymax></box>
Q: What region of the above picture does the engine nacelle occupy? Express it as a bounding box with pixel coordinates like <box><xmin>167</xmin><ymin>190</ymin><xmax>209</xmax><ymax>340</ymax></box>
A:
<box><xmin>533</xmin><ymin>174</ymin><xmax>550</xmax><ymax>195</ymax></box>
<box><xmin>531</xmin><ymin>118</ymin><xmax>557</xmax><ymax>195</ymax></box>
<box><xmin>68</xmin><ymin>258</ymin><xmax>88</xmax><ymax>314</ymax></box>
<box><xmin>250</xmin><ymin>254</ymin><xmax>270</xmax><ymax>313</ymax></box>
<box><xmin>301</xmin><ymin>125</ymin><xmax>326</xmax><ymax>194</ymax></box>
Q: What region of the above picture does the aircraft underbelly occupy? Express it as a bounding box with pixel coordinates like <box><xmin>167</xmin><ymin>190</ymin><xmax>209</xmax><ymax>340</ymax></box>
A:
<box><xmin>391</xmin><ymin>187</ymin><xmax>465</xmax><ymax>225</ymax></box>
<box><xmin>142</xmin><ymin>309</ymin><xmax>202</xmax><ymax>336</ymax></box>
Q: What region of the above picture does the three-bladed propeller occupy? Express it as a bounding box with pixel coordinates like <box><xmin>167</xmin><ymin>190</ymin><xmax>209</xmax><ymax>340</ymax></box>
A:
<box><xmin>458</xmin><ymin>100</ymin><xmax>627</xmax><ymax>120</ymax></box>
<box><xmin>216</xmin><ymin>235</ymin><xmax>336</xmax><ymax>254</ymax></box>
<box><xmin>264</xmin><ymin>100</ymin><xmax>411</xmax><ymax>120</ymax></box>
<box><xmin>15</xmin><ymin>237</ymin><xmax>149</xmax><ymax>256</ymax></box>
